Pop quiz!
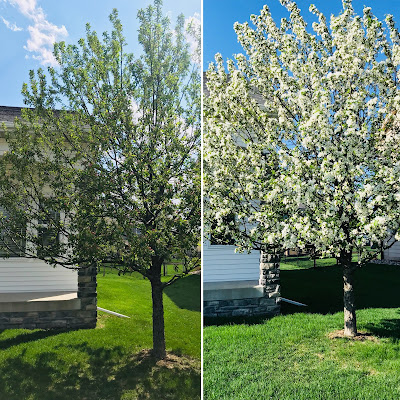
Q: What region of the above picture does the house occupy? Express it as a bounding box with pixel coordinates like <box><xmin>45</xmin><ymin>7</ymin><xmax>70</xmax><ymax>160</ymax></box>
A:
<box><xmin>0</xmin><ymin>106</ymin><xmax>96</xmax><ymax>330</ymax></box>
<box><xmin>382</xmin><ymin>235</ymin><xmax>400</xmax><ymax>261</ymax></box>
<box><xmin>203</xmin><ymin>74</ymin><xmax>280</xmax><ymax>318</ymax></box>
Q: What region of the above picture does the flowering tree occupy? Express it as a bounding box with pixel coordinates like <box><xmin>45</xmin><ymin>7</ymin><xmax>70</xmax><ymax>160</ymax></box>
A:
<box><xmin>205</xmin><ymin>0</ymin><xmax>400</xmax><ymax>336</ymax></box>
<box><xmin>0</xmin><ymin>0</ymin><xmax>200</xmax><ymax>359</ymax></box>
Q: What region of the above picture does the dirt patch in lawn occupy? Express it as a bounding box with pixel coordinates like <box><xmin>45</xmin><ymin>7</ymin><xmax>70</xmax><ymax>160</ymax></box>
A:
<box><xmin>135</xmin><ymin>349</ymin><xmax>200</xmax><ymax>371</ymax></box>
<box><xmin>328</xmin><ymin>330</ymin><xmax>379</xmax><ymax>342</ymax></box>
<box><xmin>96</xmin><ymin>313</ymin><xmax>113</xmax><ymax>329</ymax></box>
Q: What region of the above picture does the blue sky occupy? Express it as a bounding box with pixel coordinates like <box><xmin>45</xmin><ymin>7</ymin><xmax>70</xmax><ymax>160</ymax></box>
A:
<box><xmin>204</xmin><ymin>0</ymin><xmax>400</xmax><ymax>71</ymax></box>
<box><xmin>0</xmin><ymin>0</ymin><xmax>200</xmax><ymax>107</ymax></box>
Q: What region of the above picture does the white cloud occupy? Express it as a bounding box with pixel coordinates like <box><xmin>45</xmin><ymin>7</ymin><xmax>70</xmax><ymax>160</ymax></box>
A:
<box><xmin>4</xmin><ymin>0</ymin><xmax>68</xmax><ymax>66</ymax></box>
<box><xmin>1</xmin><ymin>16</ymin><xmax>23</xmax><ymax>31</ymax></box>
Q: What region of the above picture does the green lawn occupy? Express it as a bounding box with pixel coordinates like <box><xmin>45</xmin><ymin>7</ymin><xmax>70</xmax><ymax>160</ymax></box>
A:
<box><xmin>281</xmin><ymin>254</ymin><xmax>337</xmax><ymax>270</ymax></box>
<box><xmin>204</xmin><ymin>261</ymin><xmax>400</xmax><ymax>400</ymax></box>
<box><xmin>0</xmin><ymin>270</ymin><xmax>201</xmax><ymax>400</ymax></box>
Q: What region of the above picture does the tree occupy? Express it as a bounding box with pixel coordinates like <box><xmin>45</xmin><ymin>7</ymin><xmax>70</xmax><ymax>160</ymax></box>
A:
<box><xmin>204</xmin><ymin>0</ymin><xmax>400</xmax><ymax>337</ymax></box>
<box><xmin>0</xmin><ymin>0</ymin><xmax>200</xmax><ymax>359</ymax></box>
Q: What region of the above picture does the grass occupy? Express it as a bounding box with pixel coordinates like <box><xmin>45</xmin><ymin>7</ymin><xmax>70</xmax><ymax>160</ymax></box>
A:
<box><xmin>0</xmin><ymin>270</ymin><xmax>201</xmax><ymax>400</ymax></box>
<box><xmin>281</xmin><ymin>254</ymin><xmax>337</xmax><ymax>270</ymax></box>
<box><xmin>204</xmin><ymin>259</ymin><xmax>400</xmax><ymax>400</ymax></box>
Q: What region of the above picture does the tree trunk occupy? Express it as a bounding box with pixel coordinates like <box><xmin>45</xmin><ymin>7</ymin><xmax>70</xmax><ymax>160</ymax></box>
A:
<box><xmin>150</xmin><ymin>264</ymin><xmax>166</xmax><ymax>359</ymax></box>
<box><xmin>341</xmin><ymin>252</ymin><xmax>357</xmax><ymax>337</ymax></box>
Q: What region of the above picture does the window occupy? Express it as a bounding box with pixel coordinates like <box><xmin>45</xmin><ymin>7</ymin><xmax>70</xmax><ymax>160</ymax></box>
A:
<box><xmin>37</xmin><ymin>205</ymin><xmax>60</xmax><ymax>258</ymax></box>
<box><xmin>0</xmin><ymin>207</ymin><xmax>26</xmax><ymax>257</ymax></box>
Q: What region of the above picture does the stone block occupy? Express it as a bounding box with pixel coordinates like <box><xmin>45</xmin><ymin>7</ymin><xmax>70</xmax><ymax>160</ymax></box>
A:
<box><xmin>78</xmin><ymin>276</ymin><xmax>97</xmax><ymax>288</ymax></box>
<box><xmin>260</xmin><ymin>254</ymin><xmax>280</xmax><ymax>263</ymax></box>
<box><xmin>219</xmin><ymin>306</ymin><xmax>238</xmax><ymax>312</ymax></box>
<box><xmin>232</xmin><ymin>308</ymin><xmax>251</xmax><ymax>317</ymax></box>
<box><xmin>78</xmin><ymin>292</ymin><xmax>97</xmax><ymax>298</ymax></box>
<box><xmin>1</xmin><ymin>324</ymin><xmax>21</xmax><ymax>329</ymax></box>
<box><xmin>75</xmin><ymin>310</ymin><xmax>95</xmax><ymax>319</ymax></box>
<box><xmin>216</xmin><ymin>312</ymin><xmax>232</xmax><ymax>318</ymax></box>
<box><xmin>73</xmin><ymin>318</ymin><xmax>96</xmax><ymax>329</ymax></box>
<box><xmin>260</xmin><ymin>262</ymin><xmax>276</xmax><ymax>270</ymax></box>
<box><xmin>25</xmin><ymin>312</ymin><xmax>39</xmax><ymax>318</ymax></box>
<box><xmin>84</xmin><ymin>304</ymin><xmax>97</xmax><ymax>311</ymax></box>
<box><xmin>50</xmin><ymin>320</ymin><xmax>68</xmax><ymax>328</ymax></box>
<box><xmin>204</xmin><ymin>300</ymin><xmax>221</xmax><ymax>307</ymax></box>
<box><xmin>78</xmin><ymin>267</ymin><xmax>97</xmax><ymax>276</ymax></box>
<box><xmin>264</xmin><ymin>284</ymin><xmax>279</xmax><ymax>292</ymax></box>
<box><xmin>268</xmin><ymin>291</ymin><xmax>281</xmax><ymax>299</ymax></box>
<box><xmin>253</xmin><ymin>307</ymin><xmax>269</xmax><ymax>314</ymax></box>
<box><xmin>80</xmin><ymin>297</ymin><xmax>97</xmax><ymax>306</ymax></box>
<box><xmin>259</xmin><ymin>297</ymin><xmax>276</xmax><ymax>306</ymax></box>
<box><xmin>77</xmin><ymin>276</ymin><xmax>92</xmax><ymax>283</ymax></box>
<box><xmin>21</xmin><ymin>324</ymin><xmax>38</xmax><ymax>330</ymax></box>
<box><xmin>232</xmin><ymin>299</ymin><xmax>247</xmax><ymax>307</ymax></box>
<box><xmin>267</xmin><ymin>305</ymin><xmax>280</xmax><ymax>314</ymax></box>
<box><xmin>38</xmin><ymin>311</ymin><xmax>57</xmax><ymax>319</ymax></box>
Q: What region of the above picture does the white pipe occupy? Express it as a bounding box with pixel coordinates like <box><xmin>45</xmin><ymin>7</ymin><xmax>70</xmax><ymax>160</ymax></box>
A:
<box><xmin>97</xmin><ymin>306</ymin><xmax>130</xmax><ymax>318</ymax></box>
<box><xmin>280</xmin><ymin>297</ymin><xmax>307</xmax><ymax>307</ymax></box>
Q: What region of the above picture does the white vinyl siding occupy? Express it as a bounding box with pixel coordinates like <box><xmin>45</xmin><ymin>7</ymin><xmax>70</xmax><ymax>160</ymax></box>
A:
<box><xmin>384</xmin><ymin>240</ymin><xmax>400</xmax><ymax>261</ymax></box>
<box><xmin>203</xmin><ymin>240</ymin><xmax>260</xmax><ymax>283</ymax></box>
<box><xmin>0</xmin><ymin>258</ymin><xmax>78</xmax><ymax>293</ymax></box>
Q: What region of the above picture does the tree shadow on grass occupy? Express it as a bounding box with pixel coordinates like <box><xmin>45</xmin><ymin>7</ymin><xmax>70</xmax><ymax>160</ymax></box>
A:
<box><xmin>0</xmin><ymin>329</ymin><xmax>75</xmax><ymax>350</ymax></box>
<box><xmin>0</xmin><ymin>342</ymin><xmax>200</xmax><ymax>400</ymax></box>
<box><xmin>164</xmin><ymin>274</ymin><xmax>200</xmax><ymax>312</ymax></box>
<box><xmin>364</xmin><ymin>311</ymin><xmax>400</xmax><ymax>341</ymax></box>
<box><xmin>281</xmin><ymin>263</ymin><xmax>400</xmax><ymax>315</ymax></box>
<box><xmin>203</xmin><ymin>314</ymin><xmax>272</xmax><ymax>327</ymax></box>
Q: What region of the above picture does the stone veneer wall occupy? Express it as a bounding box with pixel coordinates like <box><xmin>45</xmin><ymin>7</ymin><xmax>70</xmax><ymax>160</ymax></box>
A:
<box><xmin>204</xmin><ymin>296</ymin><xmax>279</xmax><ymax>318</ymax></box>
<box><xmin>0</xmin><ymin>266</ymin><xmax>97</xmax><ymax>330</ymax></box>
<box><xmin>204</xmin><ymin>252</ymin><xmax>281</xmax><ymax>318</ymax></box>
<box><xmin>259</xmin><ymin>252</ymin><xmax>280</xmax><ymax>299</ymax></box>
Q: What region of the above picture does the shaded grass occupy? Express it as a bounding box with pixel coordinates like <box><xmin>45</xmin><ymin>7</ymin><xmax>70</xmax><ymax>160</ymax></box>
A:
<box><xmin>204</xmin><ymin>261</ymin><xmax>400</xmax><ymax>399</ymax></box>
<box><xmin>281</xmin><ymin>262</ymin><xmax>400</xmax><ymax>314</ymax></box>
<box><xmin>0</xmin><ymin>271</ymin><xmax>200</xmax><ymax>400</ymax></box>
